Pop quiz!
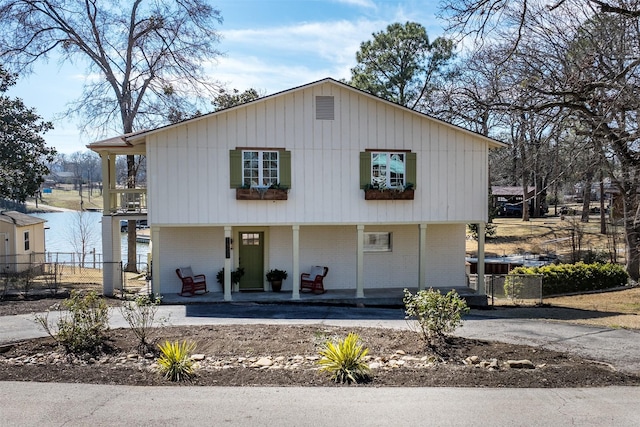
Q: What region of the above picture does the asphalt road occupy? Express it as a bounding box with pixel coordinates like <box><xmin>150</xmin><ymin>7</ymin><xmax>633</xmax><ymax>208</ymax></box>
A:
<box><xmin>2</xmin><ymin>303</ymin><xmax>640</xmax><ymax>426</ymax></box>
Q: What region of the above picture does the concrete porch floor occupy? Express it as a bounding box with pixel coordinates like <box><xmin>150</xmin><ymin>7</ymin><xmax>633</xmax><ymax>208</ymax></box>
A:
<box><xmin>158</xmin><ymin>287</ymin><xmax>488</xmax><ymax>308</ymax></box>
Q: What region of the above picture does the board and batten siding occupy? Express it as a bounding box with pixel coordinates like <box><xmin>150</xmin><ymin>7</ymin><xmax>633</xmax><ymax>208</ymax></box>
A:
<box><xmin>147</xmin><ymin>82</ymin><xmax>489</xmax><ymax>226</ymax></box>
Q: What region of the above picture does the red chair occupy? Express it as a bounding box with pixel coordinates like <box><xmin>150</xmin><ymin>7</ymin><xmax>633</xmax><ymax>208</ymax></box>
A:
<box><xmin>176</xmin><ymin>266</ymin><xmax>208</xmax><ymax>296</ymax></box>
<box><xmin>300</xmin><ymin>266</ymin><xmax>328</xmax><ymax>294</ymax></box>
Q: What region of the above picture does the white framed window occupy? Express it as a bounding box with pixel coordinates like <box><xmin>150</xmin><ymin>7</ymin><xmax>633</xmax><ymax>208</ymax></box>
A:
<box><xmin>371</xmin><ymin>152</ymin><xmax>405</xmax><ymax>189</ymax></box>
<box><xmin>242</xmin><ymin>150</ymin><xmax>279</xmax><ymax>187</ymax></box>
<box><xmin>364</xmin><ymin>232</ymin><xmax>392</xmax><ymax>252</ymax></box>
<box><xmin>24</xmin><ymin>231</ymin><xmax>30</xmax><ymax>251</ymax></box>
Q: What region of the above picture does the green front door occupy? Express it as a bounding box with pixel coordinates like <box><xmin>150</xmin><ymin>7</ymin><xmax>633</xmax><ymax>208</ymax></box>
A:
<box><xmin>238</xmin><ymin>232</ymin><xmax>264</xmax><ymax>290</ymax></box>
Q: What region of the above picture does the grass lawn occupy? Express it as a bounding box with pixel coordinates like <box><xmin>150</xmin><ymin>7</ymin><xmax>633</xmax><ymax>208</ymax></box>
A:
<box><xmin>466</xmin><ymin>213</ymin><xmax>623</xmax><ymax>263</ymax></box>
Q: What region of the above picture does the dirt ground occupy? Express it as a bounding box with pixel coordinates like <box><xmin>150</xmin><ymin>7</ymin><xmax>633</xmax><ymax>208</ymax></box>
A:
<box><xmin>1</xmin><ymin>291</ymin><xmax>639</xmax><ymax>388</ymax></box>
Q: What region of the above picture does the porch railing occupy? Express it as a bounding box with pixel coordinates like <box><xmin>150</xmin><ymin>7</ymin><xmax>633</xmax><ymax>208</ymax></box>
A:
<box><xmin>107</xmin><ymin>188</ymin><xmax>147</xmax><ymax>213</ymax></box>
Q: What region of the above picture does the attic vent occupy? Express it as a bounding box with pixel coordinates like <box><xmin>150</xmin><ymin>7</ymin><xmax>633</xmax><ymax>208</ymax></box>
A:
<box><xmin>316</xmin><ymin>96</ymin><xmax>334</xmax><ymax>120</ymax></box>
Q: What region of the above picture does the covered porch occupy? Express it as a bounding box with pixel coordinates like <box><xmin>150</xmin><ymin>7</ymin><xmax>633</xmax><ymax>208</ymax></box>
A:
<box><xmin>150</xmin><ymin>222</ymin><xmax>489</xmax><ymax>306</ymax></box>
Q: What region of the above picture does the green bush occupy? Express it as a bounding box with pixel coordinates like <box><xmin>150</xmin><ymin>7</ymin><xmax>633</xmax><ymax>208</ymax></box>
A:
<box><xmin>317</xmin><ymin>333</ymin><xmax>370</xmax><ymax>384</ymax></box>
<box><xmin>157</xmin><ymin>340</ymin><xmax>196</xmax><ymax>382</ymax></box>
<box><xmin>510</xmin><ymin>262</ymin><xmax>629</xmax><ymax>296</ymax></box>
<box><xmin>120</xmin><ymin>294</ymin><xmax>164</xmax><ymax>354</ymax></box>
<box><xmin>503</xmin><ymin>275</ymin><xmax>525</xmax><ymax>301</ymax></box>
<box><xmin>35</xmin><ymin>290</ymin><xmax>110</xmax><ymax>355</ymax></box>
<box><xmin>403</xmin><ymin>288</ymin><xmax>469</xmax><ymax>348</ymax></box>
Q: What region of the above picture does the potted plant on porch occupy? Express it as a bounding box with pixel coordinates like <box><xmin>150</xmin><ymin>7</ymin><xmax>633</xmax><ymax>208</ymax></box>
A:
<box><xmin>216</xmin><ymin>267</ymin><xmax>245</xmax><ymax>288</ymax></box>
<box><xmin>265</xmin><ymin>268</ymin><xmax>288</xmax><ymax>292</ymax></box>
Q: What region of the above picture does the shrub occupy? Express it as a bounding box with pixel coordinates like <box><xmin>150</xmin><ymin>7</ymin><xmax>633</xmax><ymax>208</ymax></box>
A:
<box><xmin>467</xmin><ymin>223</ymin><xmax>497</xmax><ymax>239</ymax></box>
<box><xmin>403</xmin><ymin>288</ymin><xmax>469</xmax><ymax>348</ymax></box>
<box><xmin>503</xmin><ymin>275</ymin><xmax>525</xmax><ymax>301</ymax></box>
<box><xmin>317</xmin><ymin>333</ymin><xmax>370</xmax><ymax>384</ymax></box>
<box><xmin>157</xmin><ymin>340</ymin><xmax>197</xmax><ymax>382</ymax></box>
<box><xmin>510</xmin><ymin>262</ymin><xmax>629</xmax><ymax>296</ymax></box>
<box><xmin>120</xmin><ymin>293</ymin><xmax>164</xmax><ymax>354</ymax></box>
<box><xmin>35</xmin><ymin>290</ymin><xmax>110</xmax><ymax>355</ymax></box>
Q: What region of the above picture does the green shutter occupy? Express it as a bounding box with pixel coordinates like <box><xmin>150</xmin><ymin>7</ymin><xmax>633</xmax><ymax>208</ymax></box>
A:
<box><xmin>360</xmin><ymin>152</ymin><xmax>371</xmax><ymax>189</ymax></box>
<box><xmin>229</xmin><ymin>150</ymin><xmax>242</xmax><ymax>188</ymax></box>
<box><xmin>406</xmin><ymin>152</ymin><xmax>416</xmax><ymax>189</ymax></box>
<box><xmin>279</xmin><ymin>150</ymin><xmax>291</xmax><ymax>188</ymax></box>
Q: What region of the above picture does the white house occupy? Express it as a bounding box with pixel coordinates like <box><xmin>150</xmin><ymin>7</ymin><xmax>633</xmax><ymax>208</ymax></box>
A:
<box><xmin>89</xmin><ymin>78</ymin><xmax>503</xmax><ymax>300</ymax></box>
<box><xmin>0</xmin><ymin>210</ymin><xmax>46</xmax><ymax>273</ymax></box>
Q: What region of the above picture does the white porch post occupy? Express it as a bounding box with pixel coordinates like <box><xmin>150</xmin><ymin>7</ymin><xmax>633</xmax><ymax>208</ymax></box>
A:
<box><xmin>477</xmin><ymin>222</ymin><xmax>486</xmax><ymax>295</ymax></box>
<box><xmin>151</xmin><ymin>227</ymin><xmax>160</xmax><ymax>295</ymax></box>
<box><xmin>291</xmin><ymin>225</ymin><xmax>300</xmax><ymax>300</ymax></box>
<box><xmin>224</xmin><ymin>226</ymin><xmax>233</xmax><ymax>301</ymax></box>
<box><xmin>356</xmin><ymin>224</ymin><xmax>364</xmax><ymax>298</ymax></box>
<box><xmin>419</xmin><ymin>224</ymin><xmax>427</xmax><ymax>290</ymax></box>
<box><xmin>101</xmin><ymin>216</ymin><xmax>122</xmax><ymax>297</ymax></box>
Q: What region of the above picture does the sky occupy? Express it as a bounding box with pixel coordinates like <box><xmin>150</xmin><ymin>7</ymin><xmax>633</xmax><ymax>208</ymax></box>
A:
<box><xmin>8</xmin><ymin>0</ymin><xmax>445</xmax><ymax>155</ymax></box>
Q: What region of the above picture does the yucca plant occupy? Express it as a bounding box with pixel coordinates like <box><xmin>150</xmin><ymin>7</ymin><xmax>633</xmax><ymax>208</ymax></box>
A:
<box><xmin>157</xmin><ymin>340</ymin><xmax>196</xmax><ymax>382</ymax></box>
<box><xmin>317</xmin><ymin>332</ymin><xmax>370</xmax><ymax>384</ymax></box>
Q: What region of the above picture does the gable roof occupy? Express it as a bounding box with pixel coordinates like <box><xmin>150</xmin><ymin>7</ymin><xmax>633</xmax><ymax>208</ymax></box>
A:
<box><xmin>117</xmin><ymin>78</ymin><xmax>505</xmax><ymax>149</ymax></box>
<box><xmin>0</xmin><ymin>211</ymin><xmax>46</xmax><ymax>227</ymax></box>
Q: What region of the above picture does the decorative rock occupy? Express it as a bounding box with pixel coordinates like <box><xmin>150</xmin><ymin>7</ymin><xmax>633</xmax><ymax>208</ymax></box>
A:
<box><xmin>255</xmin><ymin>357</ymin><xmax>273</xmax><ymax>367</ymax></box>
<box><xmin>369</xmin><ymin>362</ymin><xmax>381</xmax><ymax>369</ymax></box>
<box><xmin>506</xmin><ymin>359</ymin><xmax>535</xmax><ymax>369</ymax></box>
<box><xmin>395</xmin><ymin>350</ymin><xmax>406</xmax><ymax>355</ymax></box>
<box><xmin>191</xmin><ymin>354</ymin><xmax>206</xmax><ymax>361</ymax></box>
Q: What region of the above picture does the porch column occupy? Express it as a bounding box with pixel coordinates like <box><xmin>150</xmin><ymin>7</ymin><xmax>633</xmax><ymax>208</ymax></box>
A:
<box><xmin>419</xmin><ymin>224</ymin><xmax>427</xmax><ymax>290</ymax></box>
<box><xmin>101</xmin><ymin>216</ymin><xmax>122</xmax><ymax>297</ymax></box>
<box><xmin>101</xmin><ymin>218</ymin><xmax>114</xmax><ymax>296</ymax></box>
<box><xmin>151</xmin><ymin>227</ymin><xmax>160</xmax><ymax>295</ymax></box>
<box><xmin>224</xmin><ymin>226</ymin><xmax>233</xmax><ymax>301</ymax></box>
<box><xmin>477</xmin><ymin>222</ymin><xmax>486</xmax><ymax>296</ymax></box>
<box><xmin>356</xmin><ymin>225</ymin><xmax>364</xmax><ymax>298</ymax></box>
<box><xmin>291</xmin><ymin>225</ymin><xmax>300</xmax><ymax>300</ymax></box>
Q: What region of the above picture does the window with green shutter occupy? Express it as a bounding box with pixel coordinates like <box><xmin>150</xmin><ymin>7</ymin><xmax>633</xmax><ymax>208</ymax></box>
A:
<box><xmin>360</xmin><ymin>151</ymin><xmax>416</xmax><ymax>189</ymax></box>
<box><xmin>230</xmin><ymin>149</ymin><xmax>291</xmax><ymax>189</ymax></box>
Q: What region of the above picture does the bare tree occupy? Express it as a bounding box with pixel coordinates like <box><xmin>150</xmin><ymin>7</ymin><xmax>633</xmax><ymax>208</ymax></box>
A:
<box><xmin>444</xmin><ymin>1</ymin><xmax>640</xmax><ymax>278</ymax></box>
<box><xmin>67</xmin><ymin>211</ymin><xmax>99</xmax><ymax>267</ymax></box>
<box><xmin>0</xmin><ymin>0</ymin><xmax>224</xmax><ymax>272</ymax></box>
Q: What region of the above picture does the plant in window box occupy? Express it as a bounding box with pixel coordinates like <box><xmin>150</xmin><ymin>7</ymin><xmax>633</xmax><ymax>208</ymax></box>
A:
<box><xmin>265</xmin><ymin>268</ymin><xmax>288</xmax><ymax>292</ymax></box>
<box><xmin>236</xmin><ymin>183</ymin><xmax>289</xmax><ymax>200</ymax></box>
<box><xmin>364</xmin><ymin>183</ymin><xmax>415</xmax><ymax>200</ymax></box>
<box><xmin>216</xmin><ymin>267</ymin><xmax>245</xmax><ymax>287</ymax></box>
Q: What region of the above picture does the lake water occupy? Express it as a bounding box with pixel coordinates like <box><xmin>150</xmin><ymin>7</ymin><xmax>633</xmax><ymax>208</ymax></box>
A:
<box><xmin>32</xmin><ymin>211</ymin><xmax>150</xmax><ymax>266</ymax></box>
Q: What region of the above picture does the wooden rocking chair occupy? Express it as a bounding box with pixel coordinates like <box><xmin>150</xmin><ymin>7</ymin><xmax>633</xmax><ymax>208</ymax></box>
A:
<box><xmin>176</xmin><ymin>266</ymin><xmax>208</xmax><ymax>296</ymax></box>
<box><xmin>300</xmin><ymin>266</ymin><xmax>328</xmax><ymax>294</ymax></box>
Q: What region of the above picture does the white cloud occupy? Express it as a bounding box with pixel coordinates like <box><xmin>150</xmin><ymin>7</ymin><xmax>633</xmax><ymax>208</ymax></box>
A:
<box><xmin>217</xmin><ymin>18</ymin><xmax>388</xmax><ymax>92</ymax></box>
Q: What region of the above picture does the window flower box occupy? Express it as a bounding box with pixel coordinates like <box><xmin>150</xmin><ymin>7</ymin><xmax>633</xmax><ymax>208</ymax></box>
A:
<box><xmin>364</xmin><ymin>188</ymin><xmax>414</xmax><ymax>200</ymax></box>
<box><xmin>236</xmin><ymin>187</ymin><xmax>288</xmax><ymax>200</ymax></box>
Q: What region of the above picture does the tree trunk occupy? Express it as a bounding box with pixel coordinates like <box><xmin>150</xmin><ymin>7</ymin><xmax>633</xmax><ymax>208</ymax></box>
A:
<box><xmin>581</xmin><ymin>180</ymin><xmax>591</xmax><ymax>222</ymax></box>
<box><xmin>622</xmin><ymin>187</ymin><xmax>640</xmax><ymax>281</ymax></box>
<box><xmin>600</xmin><ymin>174</ymin><xmax>606</xmax><ymax>235</ymax></box>
<box><xmin>125</xmin><ymin>155</ymin><xmax>138</xmax><ymax>273</ymax></box>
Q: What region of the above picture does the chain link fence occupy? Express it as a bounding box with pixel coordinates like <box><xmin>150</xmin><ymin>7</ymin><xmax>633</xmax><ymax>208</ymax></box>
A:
<box><xmin>468</xmin><ymin>273</ymin><xmax>544</xmax><ymax>306</ymax></box>
<box><xmin>0</xmin><ymin>252</ymin><xmax>150</xmax><ymax>299</ymax></box>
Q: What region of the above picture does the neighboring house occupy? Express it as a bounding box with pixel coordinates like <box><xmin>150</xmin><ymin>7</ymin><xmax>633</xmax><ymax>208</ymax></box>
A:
<box><xmin>50</xmin><ymin>171</ymin><xmax>78</xmax><ymax>185</ymax></box>
<box><xmin>89</xmin><ymin>78</ymin><xmax>503</xmax><ymax>299</ymax></box>
<box><xmin>0</xmin><ymin>211</ymin><xmax>46</xmax><ymax>273</ymax></box>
